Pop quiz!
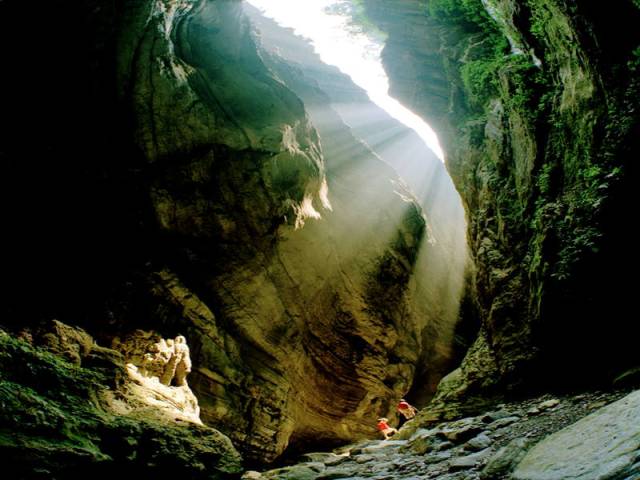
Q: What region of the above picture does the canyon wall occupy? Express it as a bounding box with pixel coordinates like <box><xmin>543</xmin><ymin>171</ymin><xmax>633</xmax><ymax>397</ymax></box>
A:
<box><xmin>1</xmin><ymin>0</ymin><xmax>468</xmax><ymax>464</ymax></box>
<box><xmin>360</xmin><ymin>0</ymin><xmax>640</xmax><ymax>415</ymax></box>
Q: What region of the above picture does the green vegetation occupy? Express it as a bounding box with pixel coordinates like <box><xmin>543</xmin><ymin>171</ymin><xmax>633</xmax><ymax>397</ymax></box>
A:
<box><xmin>428</xmin><ymin>0</ymin><xmax>631</xmax><ymax>293</ymax></box>
<box><xmin>528</xmin><ymin>3</ymin><xmax>552</xmax><ymax>41</ymax></box>
<box><xmin>428</xmin><ymin>0</ymin><xmax>498</xmax><ymax>32</ymax></box>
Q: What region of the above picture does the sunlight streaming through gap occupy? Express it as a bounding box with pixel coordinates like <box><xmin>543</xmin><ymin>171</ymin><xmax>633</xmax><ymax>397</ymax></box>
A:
<box><xmin>245</xmin><ymin>0</ymin><xmax>445</xmax><ymax>161</ymax></box>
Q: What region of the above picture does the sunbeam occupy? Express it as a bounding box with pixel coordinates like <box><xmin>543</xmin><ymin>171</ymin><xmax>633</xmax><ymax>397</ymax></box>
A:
<box><xmin>245</xmin><ymin>0</ymin><xmax>445</xmax><ymax>161</ymax></box>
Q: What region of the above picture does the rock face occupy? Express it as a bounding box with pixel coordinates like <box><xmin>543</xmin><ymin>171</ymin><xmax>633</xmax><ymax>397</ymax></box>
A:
<box><xmin>360</xmin><ymin>0</ymin><xmax>640</xmax><ymax>413</ymax></box>
<box><xmin>1</xmin><ymin>0</ymin><xmax>469</xmax><ymax>466</ymax></box>
<box><xmin>0</xmin><ymin>324</ymin><xmax>242</xmax><ymax>479</ymax></box>
<box><xmin>243</xmin><ymin>3</ymin><xmax>472</xmax><ymax>406</ymax></box>
<box><xmin>513</xmin><ymin>390</ymin><xmax>640</xmax><ymax>480</ymax></box>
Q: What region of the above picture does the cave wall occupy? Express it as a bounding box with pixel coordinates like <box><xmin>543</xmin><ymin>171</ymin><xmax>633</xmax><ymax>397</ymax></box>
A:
<box><xmin>360</xmin><ymin>0</ymin><xmax>640</xmax><ymax>415</ymax></box>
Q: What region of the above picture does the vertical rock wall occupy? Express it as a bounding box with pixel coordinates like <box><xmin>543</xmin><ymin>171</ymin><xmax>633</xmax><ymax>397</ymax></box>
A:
<box><xmin>360</xmin><ymin>0</ymin><xmax>640</xmax><ymax>416</ymax></box>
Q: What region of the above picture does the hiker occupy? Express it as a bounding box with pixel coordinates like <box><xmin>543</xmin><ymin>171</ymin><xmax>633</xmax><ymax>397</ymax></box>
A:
<box><xmin>377</xmin><ymin>417</ymin><xmax>398</xmax><ymax>440</ymax></box>
<box><xmin>397</xmin><ymin>398</ymin><xmax>418</xmax><ymax>426</ymax></box>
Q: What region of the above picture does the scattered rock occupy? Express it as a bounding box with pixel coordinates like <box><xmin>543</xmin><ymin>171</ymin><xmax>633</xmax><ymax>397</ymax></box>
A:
<box><xmin>315</xmin><ymin>465</ymin><xmax>361</xmax><ymax>479</ymax></box>
<box><xmin>488</xmin><ymin>416</ymin><xmax>520</xmax><ymax>430</ymax></box>
<box><xmin>465</xmin><ymin>433</ymin><xmax>492</xmax><ymax>451</ymax></box>
<box><xmin>405</xmin><ymin>434</ymin><xmax>436</xmax><ymax>455</ymax></box>
<box><xmin>424</xmin><ymin>450</ymin><xmax>454</xmax><ymax>464</ymax></box>
<box><xmin>361</xmin><ymin>440</ymin><xmax>407</xmax><ymax>453</ymax></box>
<box><xmin>480</xmin><ymin>437</ymin><xmax>536</xmax><ymax>479</ymax></box>
<box><xmin>433</xmin><ymin>440</ymin><xmax>455</xmax><ymax>452</ymax></box>
<box><xmin>527</xmin><ymin>407</ymin><xmax>541</xmax><ymax>415</ymax></box>
<box><xmin>449</xmin><ymin>448</ymin><xmax>492</xmax><ymax>471</ymax></box>
<box><xmin>588</xmin><ymin>400</ymin><xmax>608</xmax><ymax>410</ymax></box>
<box><xmin>482</xmin><ymin>410</ymin><xmax>518</xmax><ymax>423</ymax></box>
<box><xmin>262</xmin><ymin>464</ymin><xmax>321</xmax><ymax>480</ymax></box>
<box><xmin>300</xmin><ymin>452</ymin><xmax>348</xmax><ymax>465</ymax></box>
<box><xmin>354</xmin><ymin>455</ymin><xmax>377</xmax><ymax>464</ymax></box>
<box><xmin>257</xmin><ymin>389</ymin><xmax>635</xmax><ymax>480</ymax></box>
<box><xmin>537</xmin><ymin>399</ymin><xmax>560</xmax><ymax>411</ymax></box>
<box><xmin>439</xmin><ymin>424</ymin><xmax>484</xmax><ymax>443</ymax></box>
<box><xmin>513</xmin><ymin>390</ymin><xmax>640</xmax><ymax>480</ymax></box>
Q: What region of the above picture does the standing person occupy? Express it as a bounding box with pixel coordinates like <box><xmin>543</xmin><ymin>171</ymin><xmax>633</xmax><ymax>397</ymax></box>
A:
<box><xmin>376</xmin><ymin>417</ymin><xmax>398</xmax><ymax>440</ymax></box>
<box><xmin>397</xmin><ymin>399</ymin><xmax>418</xmax><ymax>427</ymax></box>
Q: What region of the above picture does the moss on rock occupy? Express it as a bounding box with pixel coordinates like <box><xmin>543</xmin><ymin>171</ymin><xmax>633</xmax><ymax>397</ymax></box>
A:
<box><xmin>0</xmin><ymin>329</ymin><xmax>242</xmax><ymax>479</ymax></box>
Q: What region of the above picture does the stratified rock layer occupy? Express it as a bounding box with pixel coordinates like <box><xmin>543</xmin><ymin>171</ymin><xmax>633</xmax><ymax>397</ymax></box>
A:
<box><xmin>0</xmin><ymin>0</ymin><xmax>470</xmax><ymax>465</ymax></box>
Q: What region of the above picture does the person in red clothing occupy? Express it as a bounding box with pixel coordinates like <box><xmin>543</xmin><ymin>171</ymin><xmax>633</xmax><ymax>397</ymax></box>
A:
<box><xmin>376</xmin><ymin>417</ymin><xmax>398</xmax><ymax>440</ymax></box>
<box><xmin>397</xmin><ymin>399</ymin><xmax>418</xmax><ymax>425</ymax></box>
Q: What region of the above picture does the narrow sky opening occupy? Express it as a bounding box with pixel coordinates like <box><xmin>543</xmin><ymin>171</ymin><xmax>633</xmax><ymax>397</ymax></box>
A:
<box><xmin>245</xmin><ymin>0</ymin><xmax>445</xmax><ymax>161</ymax></box>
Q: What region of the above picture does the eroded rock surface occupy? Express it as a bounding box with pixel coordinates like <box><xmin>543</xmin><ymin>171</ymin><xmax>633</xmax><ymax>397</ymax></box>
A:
<box><xmin>0</xmin><ymin>323</ymin><xmax>242</xmax><ymax>479</ymax></box>
<box><xmin>105</xmin><ymin>0</ymin><xmax>467</xmax><ymax>463</ymax></box>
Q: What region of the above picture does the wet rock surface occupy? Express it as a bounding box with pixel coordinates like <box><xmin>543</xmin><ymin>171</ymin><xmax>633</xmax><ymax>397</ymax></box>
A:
<box><xmin>249</xmin><ymin>389</ymin><xmax>634</xmax><ymax>480</ymax></box>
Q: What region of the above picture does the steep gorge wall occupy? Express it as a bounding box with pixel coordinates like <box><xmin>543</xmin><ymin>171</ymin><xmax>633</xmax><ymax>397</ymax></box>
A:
<box><xmin>243</xmin><ymin>2</ymin><xmax>471</xmax><ymax>406</ymax></box>
<box><xmin>1</xmin><ymin>0</ymin><xmax>468</xmax><ymax>465</ymax></box>
<box><xmin>360</xmin><ymin>0</ymin><xmax>640</xmax><ymax>414</ymax></box>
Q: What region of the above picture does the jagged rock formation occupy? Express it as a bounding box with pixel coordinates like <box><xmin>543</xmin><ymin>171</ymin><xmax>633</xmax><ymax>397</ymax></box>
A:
<box><xmin>4</xmin><ymin>0</ymin><xmax>636</xmax><ymax>471</ymax></box>
<box><xmin>131</xmin><ymin>0</ymin><xmax>452</xmax><ymax>462</ymax></box>
<box><xmin>359</xmin><ymin>0</ymin><xmax>640</xmax><ymax>414</ymax></box>
<box><xmin>113</xmin><ymin>330</ymin><xmax>201</xmax><ymax>424</ymax></box>
<box><xmin>0</xmin><ymin>323</ymin><xmax>241</xmax><ymax>479</ymax></box>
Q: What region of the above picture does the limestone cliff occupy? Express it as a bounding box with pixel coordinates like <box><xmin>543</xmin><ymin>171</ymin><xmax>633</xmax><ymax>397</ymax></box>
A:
<box><xmin>360</xmin><ymin>0</ymin><xmax>640</xmax><ymax>414</ymax></box>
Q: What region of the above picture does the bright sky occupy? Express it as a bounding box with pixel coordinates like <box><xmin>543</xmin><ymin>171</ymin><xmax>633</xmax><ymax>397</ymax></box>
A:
<box><xmin>245</xmin><ymin>0</ymin><xmax>445</xmax><ymax>161</ymax></box>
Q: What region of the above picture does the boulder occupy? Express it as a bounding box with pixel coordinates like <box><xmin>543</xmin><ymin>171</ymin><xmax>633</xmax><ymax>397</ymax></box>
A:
<box><xmin>480</xmin><ymin>437</ymin><xmax>536</xmax><ymax>479</ymax></box>
<box><xmin>449</xmin><ymin>448</ymin><xmax>492</xmax><ymax>471</ymax></box>
<box><xmin>513</xmin><ymin>390</ymin><xmax>640</xmax><ymax>480</ymax></box>
<box><xmin>465</xmin><ymin>433</ymin><xmax>493</xmax><ymax>451</ymax></box>
<box><xmin>0</xmin><ymin>327</ymin><xmax>242</xmax><ymax>479</ymax></box>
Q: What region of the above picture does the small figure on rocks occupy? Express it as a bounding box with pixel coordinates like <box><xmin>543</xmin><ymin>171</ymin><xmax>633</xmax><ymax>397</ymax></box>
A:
<box><xmin>397</xmin><ymin>398</ymin><xmax>418</xmax><ymax>426</ymax></box>
<box><xmin>377</xmin><ymin>417</ymin><xmax>398</xmax><ymax>440</ymax></box>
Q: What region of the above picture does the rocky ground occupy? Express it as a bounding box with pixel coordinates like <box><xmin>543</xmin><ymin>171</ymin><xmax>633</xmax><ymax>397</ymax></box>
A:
<box><xmin>248</xmin><ymin>387</ymin><xmax>638</xmax><ymax>480</ymax></box>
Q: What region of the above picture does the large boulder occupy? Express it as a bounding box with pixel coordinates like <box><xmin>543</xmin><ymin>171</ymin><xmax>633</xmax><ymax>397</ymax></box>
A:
<box><xmin>513</xmin><ymin>389</ymin><xmax>640</xmax><ymax>480</ymax></box>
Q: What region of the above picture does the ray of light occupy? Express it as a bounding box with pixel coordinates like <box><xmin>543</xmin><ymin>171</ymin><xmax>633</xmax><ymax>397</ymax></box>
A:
<box><xmin>245</xmin><ymin>0</ymin><xmax>445</xmax><ymax>161</ymax></box>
